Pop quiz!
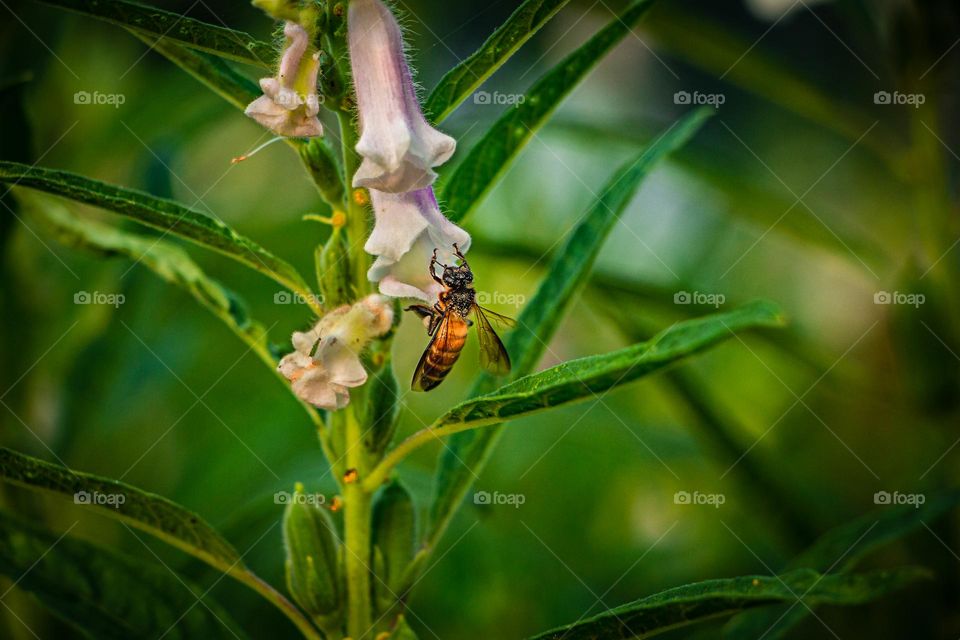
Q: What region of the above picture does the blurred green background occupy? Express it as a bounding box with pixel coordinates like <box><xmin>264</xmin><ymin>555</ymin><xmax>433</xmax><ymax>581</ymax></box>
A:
<box><xmin>2</xmin><ymin>0</ymin><xmax>959</xmax><ymax>637</ymax></box>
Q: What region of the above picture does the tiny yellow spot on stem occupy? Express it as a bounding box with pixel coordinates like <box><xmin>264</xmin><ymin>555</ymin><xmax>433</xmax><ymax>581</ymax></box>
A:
<box><xmin>329</xmin><ymin>496</ymin><xmax>343</xmax><ymax>511</ymax></box>
<box><xmin>352</xmin><ymin>188</ymin><xmax>369</xmax><ymax>206</ymax></box>
<box><xmin>344</xmin><ymin>468</ymin><xmax>359</xmax><ymax>484</ymax></box>
<box><xmin>331</xmin><ymin>209</ymin><xmax>347</xmax><ymax>227</ymax></box>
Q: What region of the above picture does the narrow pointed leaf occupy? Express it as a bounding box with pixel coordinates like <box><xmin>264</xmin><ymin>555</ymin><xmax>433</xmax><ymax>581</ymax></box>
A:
<box><xmin>0</xmin><ymin>511</ymin><xmax>246</xmax><ymax>639</ymax></box>
<box><xmin>435</xmin><ymin>300</ymin><xmax>783</xmax><ymax>430</ymax></box>
<box><xmin>426</xmin><ymin>109</ymin><xmax>712</xmax><ymax>553</ymax></box>
<box><xmin>41</xmin><ymin>0</ymin><xmax>274</xmax><ymax>67</ymax></box>
<box><xmin>0</xmin><ymin>448</ymin><xmax>323</xmax><ymax>639</ymax></box>
<box><xmin>0</xmin><ymin>448</ymin><xmax>243</xmax><ymax>570</ymax></box>
<box><xmin>27</xmin><ymin>193</ymin><xmax>276</xmax><ymax>370</ymax></box>
<box><xmin>0</xmin><ymin>162</ymin><xmax>315</xmax><ymax>304</ymax></box>
<box><xmin>425</xmin><ymin>0</ymin><xmax>571</xmax><ymax>123</ymax></box>
<box><xmin>441</xmin><ymin>0</ymin><xmax>656</xmax><ymax>223</ymax></box>
<box><xmin>724</xmin><ymin>489</ymin><xmax>960</xmax><ymax>639</ymax></box>
<box><xmin>529</xmin><ymin>567</ymin><xmax>929</xmax><ymax>640</ymax></box>
<box><xmin>142</xmin><ymin>36</ymin><xmax>261</xmax><ymax>110</ymax></box>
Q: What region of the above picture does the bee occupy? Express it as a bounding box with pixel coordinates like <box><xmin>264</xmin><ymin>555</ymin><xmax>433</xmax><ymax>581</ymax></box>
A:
<box><xmin>406</xmin><ymin>244</ymin><xmax>513</xmax><ymax>391</ymax></box>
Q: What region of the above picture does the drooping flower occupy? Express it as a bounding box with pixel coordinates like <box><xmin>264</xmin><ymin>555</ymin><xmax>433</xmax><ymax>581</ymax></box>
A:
<box><xmin>279</xmin><ymin>295</ymin><xmax>393</xmax><ymax>410</ymax></box>
<box><xmin>365</xmin><ymin>187</ymin><xmax>470</xmax><ymax>302</ymax></box>
<box><xmin>348</xmin><ymin>0</ymin><xmax>455</xmax><ymax>192</ymax></box>
<box><xmin>245</xmin><ymin>21</ymin><xmax>323</xmax><ymax>138</ymax></box>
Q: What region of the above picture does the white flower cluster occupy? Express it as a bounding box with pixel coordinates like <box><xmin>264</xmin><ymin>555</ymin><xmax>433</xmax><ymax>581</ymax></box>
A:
<box><xmin>279</xmin><ymin>295</ymin><xmax>393</xmax><ymax>410</ymax></box>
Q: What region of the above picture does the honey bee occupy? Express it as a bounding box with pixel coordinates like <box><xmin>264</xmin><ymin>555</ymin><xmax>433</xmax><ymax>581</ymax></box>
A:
<box><xmin>406</xmin><ymin>244</ymin><xmax>513</xmax><ymax>391</ymax></box>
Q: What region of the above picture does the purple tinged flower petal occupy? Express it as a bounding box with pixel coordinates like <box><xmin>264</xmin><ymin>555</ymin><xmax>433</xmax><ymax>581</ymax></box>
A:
<box><xmin>348</xmin><ymin>0</ymin><xmax>455</xmax><ymax>192</ymax></box>
<box><xmin>365</xmin><ymin>187</ymin><xmax>470</xmax><ymax>302</ymax></box>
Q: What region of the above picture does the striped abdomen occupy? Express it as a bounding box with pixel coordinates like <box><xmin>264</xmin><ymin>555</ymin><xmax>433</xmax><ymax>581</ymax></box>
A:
<box><xmin>413</xmin><ymin>315</ymin><xmax>469</xmax><ymax>391</ymax></box>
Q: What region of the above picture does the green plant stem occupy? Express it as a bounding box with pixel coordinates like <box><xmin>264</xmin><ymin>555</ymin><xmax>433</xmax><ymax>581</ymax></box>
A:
<box><xmin>337</xmin><ymin>111</ymin><xmax>372</xmax><ymax>297</ymax></box>
<box><xmin>343</xmin><ymin>404</ymin><xmax>374</xmax><ymax>638</ymax></box>
<box><xmin>362</xmin><ymin>418</ymin><xmax>503</xmax><ymax>492</ymax></box>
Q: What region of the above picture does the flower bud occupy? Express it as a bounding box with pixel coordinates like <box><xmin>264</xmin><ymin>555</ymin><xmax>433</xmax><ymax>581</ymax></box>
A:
<box><xmin>318</xmin><ymin>227</ymin><xmax>352</xmax><ymax>308</ymax></box>
<box><xmin>300</xmin><ymin>138</ymin><xmax>345</xmax><ymax>206</ymax></box>
<box><xmin>283</xmin><ymin>483</ymin><xmax>342</xmax><ymax>624</ymax></box>
<box><xmin>251</xmin><ymin>0</ymin><xmax>299</xmax><ymax>21</ymax></box>
<box><xmin>372</xmin><ymin>480</ymin><xmax>416</xmax><ymax>597</ymax></box>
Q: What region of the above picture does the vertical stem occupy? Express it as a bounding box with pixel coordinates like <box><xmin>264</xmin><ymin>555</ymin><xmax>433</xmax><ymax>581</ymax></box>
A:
<box><xmin>337</xmin><ymin>110</ymin><xmax>372</xmax><ymax>296</ymax></box>
<box><xmin>343</xmin><ymin>403</ymin><xmax>373</xmax><ymax>638</ymax></box>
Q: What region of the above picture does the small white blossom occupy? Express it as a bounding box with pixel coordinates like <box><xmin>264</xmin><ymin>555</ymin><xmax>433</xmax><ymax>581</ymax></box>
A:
<box><xmin>245</xmin><ymin>21</ymin><xmax>323</xmax><ymax>138</ymax></box>
<box><xmin>365</xmin><ymin>187</ymin><xmax>470</xmax><ymax>302</ymax></box>
<box><xmin>348</xmin><ymin>0</ymin><xmax>455</xmax><ymax>192</ymax></box>
<box><xmin>278</xmin><ymin>295</ymin><xmax>393</xmax><ymax>410</ymax></box>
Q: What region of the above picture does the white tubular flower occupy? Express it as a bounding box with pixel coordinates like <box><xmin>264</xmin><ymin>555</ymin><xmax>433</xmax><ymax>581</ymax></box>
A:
<box><xmin>278</xmin><ymin>295</ymin><xmax>393</xmax><ymax>410</ymax></box>
<box><xmin>365</xmin><ymin>187</ymin><xmax>470</xmax><ymax>302</ymax></box>
<box><xmin>348</xmin><ymin>0</ymin><xmax>455</xmax><ymax>192</ymax></box>
<box><xmin>245</xmin><ymin>21</ymin><xmax>323</xmax><ymax>138</ymax></box>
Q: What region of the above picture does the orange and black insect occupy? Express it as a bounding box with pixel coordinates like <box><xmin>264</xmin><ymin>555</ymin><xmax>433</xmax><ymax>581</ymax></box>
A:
<box><xmin>406</xmin><ymin>244</ymin><xmax>513</xmax><ymax>391</ymax></box>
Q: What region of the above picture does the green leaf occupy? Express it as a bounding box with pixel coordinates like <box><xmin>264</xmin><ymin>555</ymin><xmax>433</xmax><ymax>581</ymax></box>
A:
<box><xmin>425</xmin><ymin>109</ymin><xmax>712</xmax><ymax>553</ymax></box>
<box><xmin>440</xmin><ymin>0</ymin><xmax>656</xmax><ymax>223</ymax></box>
<box><xmin>435</xmin><ymin>300</ymin><xmax>783</xmax><ymax>429</ymax></box>
<box><xmin>642</xmin><ymin>5</ymin><xmax>894</xmax><ymax>164</ymax></box>
<box><xmin>528</xmin><ymin>567</ymin><xmax>930</xmax><ymax>640</ymax></box>
<box><xmin>42</xmin><ymin>0</ymin><xmax>274</xmax><ymax>67</ymax></box>
<box><xmin>0</xmin><ymin>447</ymin><xmax>244</xmax><ymax>571</ymax></box>
<box><xmin>25</xmin><ymin>193</ymin><xmax>276</xmax><ymax>371</ymax></box>
<box><xmin>141</xmin><ymin>35</ymin><xmax>261</xmax><ymax>110</ymax></box>
<box><xmin>0</xmin><ymin>162</ymin><xmax>317</xmax><ymax>309</ymax></box>
<box><xmin>787</xmin><ymin>489</ymin><xmax>960</xmax><ymax>573</ymax></box>
<box><xmin>424</xmin><ymin>0</ymin><xmax>571</xmax><ymax>123</ymax></box>
<box><xmin>724</xmin><ymin>489</ymin><xmax>960</xmax><ymax>639</ymax></box>
<box><xmin>0</xmin><ymin>511</ymin><xmax>246</xmax><ymax>639</ymax></box>
<box><xmin>0</xmin><ymin>448</ymin><xmax>324</xmax><ymax>639</ymax></box>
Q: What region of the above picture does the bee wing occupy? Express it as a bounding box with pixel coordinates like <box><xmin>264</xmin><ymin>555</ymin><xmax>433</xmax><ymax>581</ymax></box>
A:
<box><xmin>476</xmin><ymin>304</ymin><xmax>516</xmax><ymax>328</ymax></box>
<box><xmin>473</xmin><ymin>305</ymin><xmax>511</xmax><ymax>376</ymax></box>
<box><xmin>412</xmin><ymin>310</ymin><xmax>453</xmax><ymax>391</ymax></box>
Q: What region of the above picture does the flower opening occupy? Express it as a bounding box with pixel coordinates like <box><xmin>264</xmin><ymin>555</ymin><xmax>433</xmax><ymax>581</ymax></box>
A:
<box><xmin>245</xmin><ymin>21</ymin><xmax>323</xmax><ymax>138</ymax></box>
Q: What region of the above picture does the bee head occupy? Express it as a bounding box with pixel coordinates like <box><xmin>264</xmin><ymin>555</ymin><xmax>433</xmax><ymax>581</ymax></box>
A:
<box><xmin>442</xmin><ymin>264</ymin><xmax>473</xmax><ymax>287</ymax></box>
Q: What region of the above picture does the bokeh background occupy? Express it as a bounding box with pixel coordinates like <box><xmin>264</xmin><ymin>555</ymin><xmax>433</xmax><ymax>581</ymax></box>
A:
<box><xmin>2</xmin><ymin>0</ymin><xmax>960</xmax><ymax>637</ymax></box>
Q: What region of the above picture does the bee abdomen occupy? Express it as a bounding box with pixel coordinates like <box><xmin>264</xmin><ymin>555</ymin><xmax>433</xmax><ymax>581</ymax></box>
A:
<box><xmin>418</xmin><ymin>323</ymin><xmax>467</xmax><ymax>389</ymax></box>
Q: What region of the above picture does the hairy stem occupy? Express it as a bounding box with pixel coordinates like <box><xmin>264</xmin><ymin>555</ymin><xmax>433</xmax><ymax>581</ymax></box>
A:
<box><xmin>343</xmin><ymin>404</ymin><xmax>374</xmax><ymax>638</ymax></box>
<box><xmin>337</xmin><ymin>111</ymin><xmax>372</xmax><ymax>297</ymax></box>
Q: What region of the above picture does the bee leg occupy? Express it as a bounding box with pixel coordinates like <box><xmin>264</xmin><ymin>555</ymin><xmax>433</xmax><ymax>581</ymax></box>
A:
<box><xmin>405</xmin><ymin>304</ymin><xmax>435</xmax><ymax>331</ymax></box>
<box><xmin>452</xmin><ymin>242</ymin><xmax>469</xmax><ymax>266</ymax></box>
<box><xmin>429</xmin><ymin>261</ymin><xmax>448</xmax><ymax>286</ymax></box>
